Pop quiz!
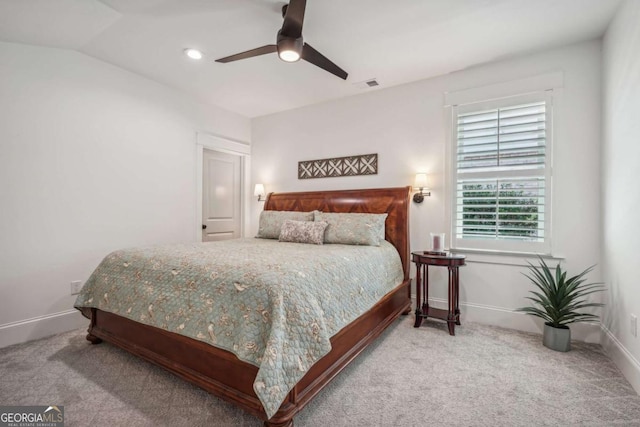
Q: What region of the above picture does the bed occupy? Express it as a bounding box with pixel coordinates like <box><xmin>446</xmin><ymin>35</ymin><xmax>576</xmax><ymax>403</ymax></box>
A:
<box><xmin>75</xmin><ymin>186</ymin><xmax>411</xmax><ymax>427</ymax></box>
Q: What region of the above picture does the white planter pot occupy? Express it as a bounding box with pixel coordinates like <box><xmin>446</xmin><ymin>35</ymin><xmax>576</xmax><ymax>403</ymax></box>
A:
<box><xmin>543</xmin><ymin>323</ymin><xmax>571</xmax><ymax>352</ymax></box>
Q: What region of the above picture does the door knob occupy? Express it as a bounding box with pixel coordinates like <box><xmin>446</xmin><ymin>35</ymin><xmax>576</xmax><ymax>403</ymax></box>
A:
<box><xmin>202</xmin><ymin>224</ymin><xmax>207</xmax><ymax>230</ymax></box>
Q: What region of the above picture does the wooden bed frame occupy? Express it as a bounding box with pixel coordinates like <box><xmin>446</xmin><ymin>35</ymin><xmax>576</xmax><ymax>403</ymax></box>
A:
<box><xmin>80</xmin><ymin>186</ymin><xmax>411</xmax><ymax>426</ymax></box>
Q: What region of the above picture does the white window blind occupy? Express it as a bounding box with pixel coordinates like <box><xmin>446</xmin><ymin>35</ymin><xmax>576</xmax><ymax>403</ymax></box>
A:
<box><xmin>451</xmin><ymin>92</ymin><xmax>552</xmax><ymax>253</ymax></box>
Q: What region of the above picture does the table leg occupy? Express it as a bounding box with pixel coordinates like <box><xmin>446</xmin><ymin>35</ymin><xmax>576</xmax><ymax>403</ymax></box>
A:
<box><xmin>447</xmin><ymin>266</ymin><xmax>456</xmax><ymax>336</ymax></box>
<box><xmin>422</xmin><ymin>265</ymin><xmax>429</xmax><ymax>315</ymax></box>
<box><xmin>414</xmin><ymin>262</ymin><xmax>423</xmax><ymax>328</ymax></box>
<box><xmin>454</xmin><ymin>267</ymin><xmax>461</xmax><ymax>325</ymax></box>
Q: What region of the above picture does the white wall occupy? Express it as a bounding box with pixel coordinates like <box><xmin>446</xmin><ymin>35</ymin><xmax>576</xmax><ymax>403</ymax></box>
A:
<box><xmin>601</xmin><ymin>0</ymin><xmax>640</xmax><ymax>392</ymax></box>
<box><xmin>252</xmin><ymin>40</ymin><xmax>603</xmax><ymax>341</ymax></box>
<box><xmin>0</xmin><ymin>41</ymin><xmax>251</xmax><ymax>347</ymax></box>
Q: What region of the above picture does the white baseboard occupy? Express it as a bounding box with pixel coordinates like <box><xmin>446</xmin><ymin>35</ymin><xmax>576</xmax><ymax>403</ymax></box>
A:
<box><xmin>0</xmin><ymin>309</ymin><xmax>87</xmax><ymax>349</ymax></box>
<box><xmin>601</xmin><ymin>324</ymin><xmax>640</xmax><ymax>394</ymax></box>
<box><xmin>414</xmin><ymin>296</ymin><xmax>601</xmax><ymax>343</ymax></box>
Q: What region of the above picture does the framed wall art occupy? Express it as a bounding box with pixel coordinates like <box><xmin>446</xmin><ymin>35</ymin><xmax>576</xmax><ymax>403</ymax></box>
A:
<box><xmin>298</xmin><ymin>153</ymin><xmax>378</xmax><ymax>179</ymax></box>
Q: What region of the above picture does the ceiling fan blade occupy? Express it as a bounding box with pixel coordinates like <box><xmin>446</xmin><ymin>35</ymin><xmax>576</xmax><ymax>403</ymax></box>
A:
<box><xmin>281</xmin><ymin>0</ymin><xmax>306</xmax><ymax>38</ymax></box>
<box><xmin>301</xmin><ymin>43</ymin><xmax>348</xmax><ymax>80</ymax></box>
<box><xmin>215</xmin><ymin>45</ymin><xmax>277</xmax><ymax>63</ymax></box>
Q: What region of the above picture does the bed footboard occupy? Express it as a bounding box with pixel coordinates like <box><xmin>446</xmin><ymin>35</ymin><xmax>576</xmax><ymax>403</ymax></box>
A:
<box><xmin>83</xmin><ymin>279</ymin><xmax>410</xmax><ymax>426</ymax></box>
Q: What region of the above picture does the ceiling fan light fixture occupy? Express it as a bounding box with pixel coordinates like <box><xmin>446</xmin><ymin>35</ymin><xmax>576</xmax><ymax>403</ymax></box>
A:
<box><xmin>276</xmin><ymin>32</ymin><xmax>303</xmax><ymax>63</ymax></box>
<box><xmin>184</xmin><ymin>48</ymin><xmax>203</xmax><ymax>60</ymax></box>
<box><xmin>278</xmin><ymin>49</ymin><xmax>300</xmax><ymax>62</ymax></box>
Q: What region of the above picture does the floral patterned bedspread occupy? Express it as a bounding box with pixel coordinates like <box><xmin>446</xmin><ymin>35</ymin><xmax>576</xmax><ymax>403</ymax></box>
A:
<box><xmin>74</xmin><ymin>238</ymin><xmax>404</xmax><ymax>418</ymax></box>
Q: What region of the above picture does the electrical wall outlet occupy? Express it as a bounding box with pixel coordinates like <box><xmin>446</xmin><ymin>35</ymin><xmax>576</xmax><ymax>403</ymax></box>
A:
<box><xmin>631</xmin><ymin>314</ymin><xmax>638</xmax><ymax>338</ymax></box>
<box><xmin>70</xmin><ymin>280</ymin><xmax>83</xmax><ymax>295</ymax></box>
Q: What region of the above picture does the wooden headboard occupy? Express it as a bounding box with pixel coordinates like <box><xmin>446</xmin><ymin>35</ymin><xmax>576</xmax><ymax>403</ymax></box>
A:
<box><xmin>264</xmin><ymin>187</ymin><xmax>411</xmax><ymax>280</ymax></box>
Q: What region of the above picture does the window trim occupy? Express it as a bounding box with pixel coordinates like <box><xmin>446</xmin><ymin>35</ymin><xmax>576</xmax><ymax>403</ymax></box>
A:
<box><xmin>446</xmin><ymin>90</ymin><xmax>555</xmax><ymax>255</ymax></box>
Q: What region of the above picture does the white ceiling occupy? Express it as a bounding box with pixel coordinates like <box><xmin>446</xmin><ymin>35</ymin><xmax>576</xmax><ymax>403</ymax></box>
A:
<box><xmin>0</xmin><ymin>0</ymin><xmax>622</xmax><ymax>118</ymax></box>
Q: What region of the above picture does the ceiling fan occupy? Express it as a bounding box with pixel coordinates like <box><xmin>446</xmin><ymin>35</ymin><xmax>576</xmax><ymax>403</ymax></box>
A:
<box><xmin>215</xmin><ymin>0</ymin><xmax>348</xmax><ymax>80</ymax></box>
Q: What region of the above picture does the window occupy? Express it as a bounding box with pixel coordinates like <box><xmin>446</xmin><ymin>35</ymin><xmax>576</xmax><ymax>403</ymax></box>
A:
<box><xmin>450</xmin><ymin>91</ymin><xmax>553</xmax><ymax>254</ymax></box>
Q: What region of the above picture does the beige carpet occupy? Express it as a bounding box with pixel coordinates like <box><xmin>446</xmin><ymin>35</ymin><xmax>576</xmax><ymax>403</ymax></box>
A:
<box><xmin>1</xmin><ymin>315</ymin><xmax>639</xmax><ymax>426</ymax></box>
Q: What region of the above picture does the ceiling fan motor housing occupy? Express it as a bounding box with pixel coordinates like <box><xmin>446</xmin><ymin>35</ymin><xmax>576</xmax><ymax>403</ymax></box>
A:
<box><xmin>277</xmin><ymin>30</ymin><xmax>303</xmax><ymax>61</ymax></box>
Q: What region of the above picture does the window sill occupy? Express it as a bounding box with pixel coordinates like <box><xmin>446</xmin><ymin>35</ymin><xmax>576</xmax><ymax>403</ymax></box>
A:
<box><xmin>448</xmin><ymin>248</ymin><xmax>564</xmax><ymax>267</ymax></box>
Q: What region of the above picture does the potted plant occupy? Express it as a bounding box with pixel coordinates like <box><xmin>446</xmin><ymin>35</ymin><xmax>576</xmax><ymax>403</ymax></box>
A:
<box><xmin>517</xmin><ymin>257</ymin><xmax>605</xmax><ymax>352</ymax></box>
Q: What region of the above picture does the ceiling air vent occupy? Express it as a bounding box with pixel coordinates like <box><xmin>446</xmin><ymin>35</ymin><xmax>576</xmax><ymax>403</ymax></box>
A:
<box><xmin>353</xmin><ymin>78</ymin><xmax>380</xmax><ymax>90</ymax></box>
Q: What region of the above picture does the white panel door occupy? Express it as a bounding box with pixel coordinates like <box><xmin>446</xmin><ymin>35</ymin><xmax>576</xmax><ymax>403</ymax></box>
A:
<box><xmin>202</xmin><ymin>149</ymin><xmax>241</xmax><ymax>242</ymax></box>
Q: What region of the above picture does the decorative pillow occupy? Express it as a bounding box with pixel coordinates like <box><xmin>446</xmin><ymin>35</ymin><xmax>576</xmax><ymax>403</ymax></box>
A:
<box><xmin>314</xmin><ymin>212</ymin><xmax>388</xmax><ymax>246</ymax></box>
<box><xmin>256</xmin><ymin>210</ymin><xmax>314</xmax><ymax>239</ymax></box>
<box><xmin>279</xmin><ymin>220</ymin><xmax>328</xmax><ymax>245</ymax></box>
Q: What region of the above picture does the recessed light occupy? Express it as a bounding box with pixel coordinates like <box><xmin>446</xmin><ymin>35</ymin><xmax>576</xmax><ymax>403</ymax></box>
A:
<box><xmin>184</xmin><ymin>48</ymin><xmax>203</xmax><ymax>60</ymax></box>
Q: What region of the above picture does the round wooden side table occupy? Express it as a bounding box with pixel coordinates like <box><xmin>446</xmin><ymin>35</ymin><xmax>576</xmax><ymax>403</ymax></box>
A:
<box><xmin>411</xmin><ymin>251</ymin><xmax>466</xmax><ymax>335</ymax></box>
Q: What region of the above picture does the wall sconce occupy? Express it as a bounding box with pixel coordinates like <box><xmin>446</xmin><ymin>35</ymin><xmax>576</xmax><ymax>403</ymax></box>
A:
<box><xmin>413</xmin><ymin>173</ymin><xmax>431</xmax><ymax>203</ymax></box>
<box><xmin>254</xmin><ymin>184</ymin><xmax>266</xmax><ymax>202</ymax></box>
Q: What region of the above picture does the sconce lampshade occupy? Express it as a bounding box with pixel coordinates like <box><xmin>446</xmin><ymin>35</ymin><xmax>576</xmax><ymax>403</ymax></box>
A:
<box><xmin>254</xmin><ymin>184</ymin><xmax>265</xmax><ymax>197</ymax></box>
<box><xmin>414</xmin><ymin>173</ymin><xmax>429</xmax><ymax>189</ymax></box>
